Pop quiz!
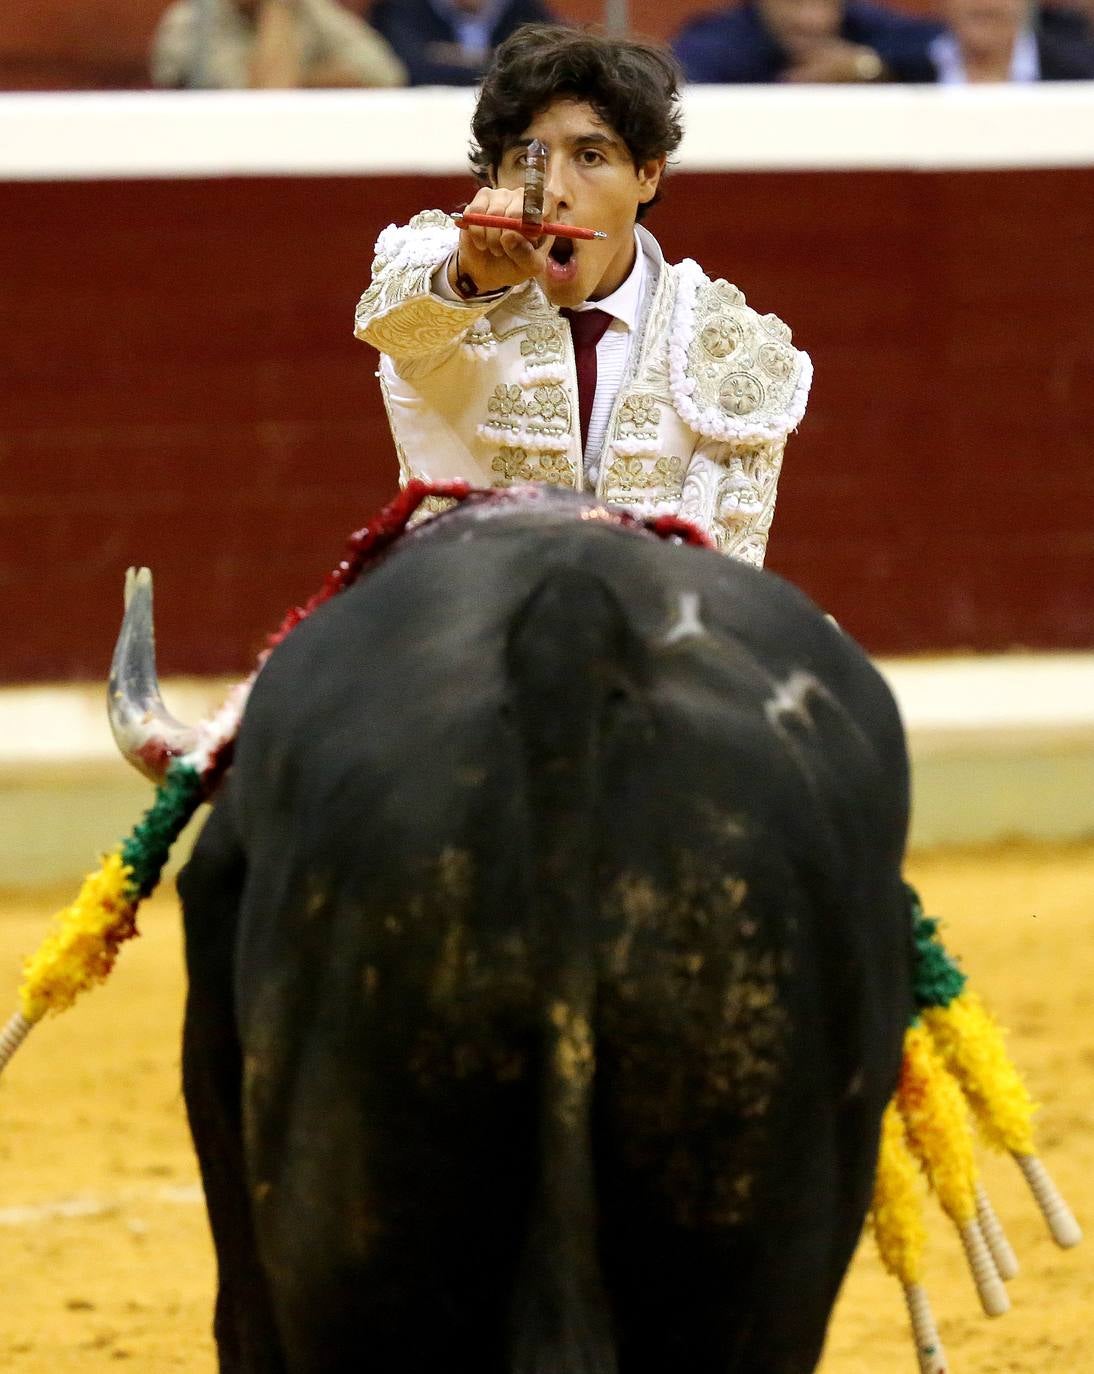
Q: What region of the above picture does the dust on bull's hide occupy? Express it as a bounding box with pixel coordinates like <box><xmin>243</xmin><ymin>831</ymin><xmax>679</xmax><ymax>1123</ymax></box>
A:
<box><xmin>598</xmin><ymin>860</ymin><xmax>794</xmax><ymax>1231</ymax></box>
<box><xmin>398</xmin><ymin>846</ymin><xmax>534</xmax><ymax>1091</ymax></box>
<box><xmin>548</xmin><ymin>1001</ymin><xmax>596</xmax><ymax>1128</ymax></box>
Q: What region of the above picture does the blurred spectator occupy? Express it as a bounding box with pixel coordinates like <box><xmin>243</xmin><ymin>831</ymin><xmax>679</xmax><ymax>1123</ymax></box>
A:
<box><xmin>369</xmin><ymin>0</ymin><xmax>557</xmax><ymax>86</ymax></box>
<box><xmin>672</xmin><ymin>0</ymin><xmax>942</xmax><ymax>82</ymax></box>
<box><xmin>903</xmin><ymin>0</ymin><xmax>1094</xmax><ymax>77</ymax></box>
<box><xmin>152</xmin><ymin>0</ymin><xmax>407</xmax><ymax>88</ymax></box>
<box><xmin>1041</xmin><ymin>0</ymin><xmax>1094</xmax><ymax>41</ymax></box>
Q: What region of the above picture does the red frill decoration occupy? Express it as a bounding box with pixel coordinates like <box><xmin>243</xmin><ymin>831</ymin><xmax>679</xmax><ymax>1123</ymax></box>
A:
<box><xmin>267</xmin><ymin>479</ymin><xmax>471</xmax><ymax>649</ymax></box>
<box><xmin>641</xmin><ymin>514</ymin><xmax>715</xmax><ymax>550</ymax></box>
<box><xmin>266</xmin><ymin>480</ymin><xmax>713</xmax><ymax>654</ymax></box>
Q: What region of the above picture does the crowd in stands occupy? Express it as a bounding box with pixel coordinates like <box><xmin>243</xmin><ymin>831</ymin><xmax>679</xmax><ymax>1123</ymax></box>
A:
<box><xmin>672</xmin><ymin>0</ymin><xmax>1094</xmax><ymax>79</ymax></box>
<box><xmin>149</xmin><ymin>0</ymin><xmax>1094</xmax><ymax>89</ymax></box>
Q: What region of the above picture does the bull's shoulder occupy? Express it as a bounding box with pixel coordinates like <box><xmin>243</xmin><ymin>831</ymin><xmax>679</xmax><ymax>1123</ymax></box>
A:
<box><xmin>664</xmin><ymin>260</ymin><xmax>813</xmax><ymax>445</ymax></box>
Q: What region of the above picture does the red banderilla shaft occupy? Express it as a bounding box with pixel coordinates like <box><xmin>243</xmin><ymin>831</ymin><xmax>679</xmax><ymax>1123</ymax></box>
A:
<box><xmin>452</xmin><ymin>212</ymin><xmax>607</xmax><ymax>241</ymax></box>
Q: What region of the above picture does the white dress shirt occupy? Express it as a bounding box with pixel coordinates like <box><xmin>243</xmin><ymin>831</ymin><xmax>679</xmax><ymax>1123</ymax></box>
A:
<box><xmin>928</xmin><ymin>27</ymin><xmax>1040</xmax><ymax>82</ymax></box>
<box><xmin>427</xmin><ymin>0</ymin><xmax>508</xmax><ymax>53</ymax></box>
<box><xmin>568</xmin><ymin>231</ymin><xmax>648</xmax><ymax>489</ymax></box>
<box><xmin>434</xmin><ymin>230</ymin><xmax>650</xmax><ymax>489</ymax></box>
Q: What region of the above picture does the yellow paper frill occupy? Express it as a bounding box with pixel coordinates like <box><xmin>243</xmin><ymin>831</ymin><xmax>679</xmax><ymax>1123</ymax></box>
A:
<box><xmin>872</xmin><ymin>1099</ymin><xmax>927</xmax><ymax>1286</ymax></box>
<box><xmin>897</xmin><ymin>1021</ymin><xmax>977</xmax><ymax>1227</ymax></box>
<box><xmin>923</xmin><ymin>991</ymin><xmax>1036</xmax><ymax>1158</ymax></box>
<box><xmin>18</xmin><ymin>849</ymin><xmax>138</xmax><ymax>1022</ymax></box>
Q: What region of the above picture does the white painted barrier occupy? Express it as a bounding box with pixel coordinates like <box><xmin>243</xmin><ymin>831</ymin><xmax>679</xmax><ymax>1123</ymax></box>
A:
<box><xmin>1</xmin><ymin>655</ymin><xmax>1092</xmax><ymax>881</ymax></box>
<box><xmin>1</xmin><ymin>84</ymin><xmax>1093</xmax><ymax>182</ymax></box>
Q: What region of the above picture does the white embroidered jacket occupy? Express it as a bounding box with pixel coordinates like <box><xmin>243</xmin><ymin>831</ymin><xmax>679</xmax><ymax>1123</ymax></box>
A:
<box><xmin>354</xmin><ymin>211</ymin><xmax>812</xmax><ymax>565</ymax></box>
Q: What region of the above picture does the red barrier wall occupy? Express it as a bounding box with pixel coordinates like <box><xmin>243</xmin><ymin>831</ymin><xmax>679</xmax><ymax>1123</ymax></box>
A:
<box><xmin>2</xmin><ymin>166</ymin><xmax>1092</xmax><ymax>682</ymax></box>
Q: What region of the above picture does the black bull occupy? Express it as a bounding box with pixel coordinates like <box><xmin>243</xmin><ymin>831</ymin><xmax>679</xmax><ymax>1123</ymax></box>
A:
<box><xmin>179</xmin><ymin>492</ymin><xmax>912</xmax><ymax>1374</ymax></box>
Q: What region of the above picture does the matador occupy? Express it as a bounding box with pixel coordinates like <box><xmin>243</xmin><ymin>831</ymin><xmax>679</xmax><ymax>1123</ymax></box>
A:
<box><xmin>354</xmin><ymin>24</ymin><xmax>812</xmax><ymax>565</ymax></box>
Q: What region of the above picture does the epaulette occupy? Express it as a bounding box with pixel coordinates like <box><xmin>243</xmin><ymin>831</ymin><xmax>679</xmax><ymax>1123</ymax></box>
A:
<box><xmin>668</xmin><ymin>260</ymin><xmax>812</xmax><ymax>445</ymax></box>
<box><xmin>370</xmin><ymin>209</ymin><xmax>459</xmax><ymax>278</ymax></box>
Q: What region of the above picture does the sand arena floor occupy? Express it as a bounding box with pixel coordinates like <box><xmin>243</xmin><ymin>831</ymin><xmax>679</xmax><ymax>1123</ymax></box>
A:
<box><xmin>0</xmin><ymin>841</ymin><xmax>1092</xmax><ymax>1372</ymax></box>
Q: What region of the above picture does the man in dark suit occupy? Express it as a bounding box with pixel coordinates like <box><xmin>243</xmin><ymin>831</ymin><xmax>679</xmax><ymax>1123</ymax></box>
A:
<box><xmin>370</xmin><ymin>0</ymin><xmax>558</xmax><ymax>85</ymax></box>
<box><xmin>671</xmin><ymin>0</ymin><xmax>943</xmax><ymax>83</ymax></box>
<box><xmin>899</xmin><ymin>0</ymin><xmax>1094</xmax><ymax>79</ymax></box>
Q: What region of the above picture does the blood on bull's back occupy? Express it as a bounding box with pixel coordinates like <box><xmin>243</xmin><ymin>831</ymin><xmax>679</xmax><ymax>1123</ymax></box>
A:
<box><xmin>179</xmin><ymin>496</ymin><xmax>912</xmax><ymax>1374</ymax></box>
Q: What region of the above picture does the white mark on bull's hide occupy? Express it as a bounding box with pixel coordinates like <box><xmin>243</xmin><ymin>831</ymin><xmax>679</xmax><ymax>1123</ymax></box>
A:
<box><xmin>662</xmin><ymin>592</ymin><xmax>706</xmax><ymax>646</ymax></box>
<box><xmin>844</xmin><ymin>1069</ymin><xmax>864</xmax><ymax>1101</ymax></box>
<box><xmin>764</xmin><ymin>670</ymin><xmax>828</xmax><ymax>735</ymax></box>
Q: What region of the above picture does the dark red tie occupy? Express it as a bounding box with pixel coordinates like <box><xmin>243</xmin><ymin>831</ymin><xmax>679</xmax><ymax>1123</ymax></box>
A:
<box><xmin>560</xmin><ymin>307</ymin><xmax>613</xmax><ymax>451</ymax></box>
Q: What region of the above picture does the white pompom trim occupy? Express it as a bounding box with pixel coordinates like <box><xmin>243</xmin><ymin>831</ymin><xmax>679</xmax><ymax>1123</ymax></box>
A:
<box><xmin>607</xmin><ymin>436</ymin><xmax>663</xmax><ymax>458</ymax></box>
<box><xmin>516</xmin><ymin>430</ymin><xmax>571</xmax><ymax>454</ymax></box>
<box><xmin>459</xmin><ymin>320</ymin><xmax>498</xmax><ymax>359</ymax></box>
<box><xmin>373</xmin><ymin>218</ymin><xmax>459</xmax><ymax>273</ymax></box>
<box><xmin>476</xmin><ymin>423</ymin><xmax>570</xmax><ymax>454</ymax></box>
<box><xmin>517</xmin><ymin>363</ymin><xmax>568</xmax><ymax>387</ymax></box>
<box><xmin>477</xmin><ymin>422</ymin><xmax>521</xmax><ymax>445</ymax></box>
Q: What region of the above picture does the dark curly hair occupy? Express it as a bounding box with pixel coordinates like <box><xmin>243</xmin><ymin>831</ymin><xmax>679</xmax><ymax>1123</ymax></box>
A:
<box><xmin>470</xmin><ymin>25</ymin><xmax>684</xmax><ymax>222</ymax></box>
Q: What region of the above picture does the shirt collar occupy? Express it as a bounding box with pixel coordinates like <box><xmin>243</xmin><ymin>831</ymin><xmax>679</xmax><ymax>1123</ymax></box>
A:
<box><xmin>427</xmin><ymin>0</ymin><xmax>505</xmax><ymax>46</ymax></box>
<box><xmin>574</xmin><ymin>230</ymin><xmax>646</xmax><ymax>331</ymax></box>
<box><xmin>929</xmin><ymin>27</ymin><xmax>1040</xmax><ymax>82</ymax></box>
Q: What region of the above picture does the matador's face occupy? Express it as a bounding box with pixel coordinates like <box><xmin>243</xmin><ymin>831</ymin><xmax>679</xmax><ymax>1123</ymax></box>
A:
<box><xmin>494</xmin><ymin>99</ymin><xmax>664</xmax><ymax>309</ymax></box>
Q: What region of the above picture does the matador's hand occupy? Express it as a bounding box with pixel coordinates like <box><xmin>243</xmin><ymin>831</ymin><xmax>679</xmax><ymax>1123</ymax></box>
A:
<box><xmin>449</xmin><ymin>187</ymin><xmax>552</xmax><ymax>297</ymax></box>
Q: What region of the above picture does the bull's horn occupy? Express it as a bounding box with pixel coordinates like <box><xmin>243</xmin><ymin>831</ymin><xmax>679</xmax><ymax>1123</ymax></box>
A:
<box><xmin>107</xmin><ymin>567</ymin><xmax>200</xmax><ymax>782</ymax></box>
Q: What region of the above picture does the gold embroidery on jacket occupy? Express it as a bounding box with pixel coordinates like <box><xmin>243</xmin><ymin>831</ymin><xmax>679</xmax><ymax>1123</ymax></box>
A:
<box><xmin>526</xmin><ymin>385</ymin><xmax>569</xmax><ymax>426</ymax></box>
<box><xmin>687</xmin><ymin>280</ymin><xmax>802</xmax><ymax>429</ymax></box>
<box><xmin>617</xmin><ymin>394</ymin><xmax>662</xmax><ymax>434</ymax></box>
<box><xmin>603</xmin><ymin>453</ymin><xmax>685</xmax><ymax>495</ymax></box>
<box><xmin>719</xmin><ymin>373</ymin><xmax>766</xmax><ymax>418</ymax></box>
<box><xmin>520</xmin><ymin>324</ymin><xmax>565</xmax><ymax>364</ymax></box>
<box><xmin>491</xmin><ymin>449</ymin><xmax>576</xmax><ymax>486</ymax></box>
<box><xmin>488</xmin><ymin>384</ymin><xmax>525</xmax><ymax>423</ymax></box>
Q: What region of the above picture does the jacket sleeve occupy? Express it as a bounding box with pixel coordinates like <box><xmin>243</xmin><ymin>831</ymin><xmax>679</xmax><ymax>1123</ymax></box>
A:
<box><xmin>677</xmin><ymin>439</ymin><xmax>788</xmax><ymax>566</ymax></box>
<box><xmin>670</xmin><ymin>267</ymin><xmax>812</xmax><ymax>566</ymax></box>
<box><xmin>353</xmin><ymin>212</ymin><xmax>509</xmax><ymax>363</ymax></box>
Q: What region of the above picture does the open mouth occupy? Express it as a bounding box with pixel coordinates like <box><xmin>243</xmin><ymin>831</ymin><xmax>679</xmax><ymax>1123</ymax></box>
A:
<box><xmin>545</xmin><ymin>235</ymin><xmax>578</xmax><ymax>285</ymax></box>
